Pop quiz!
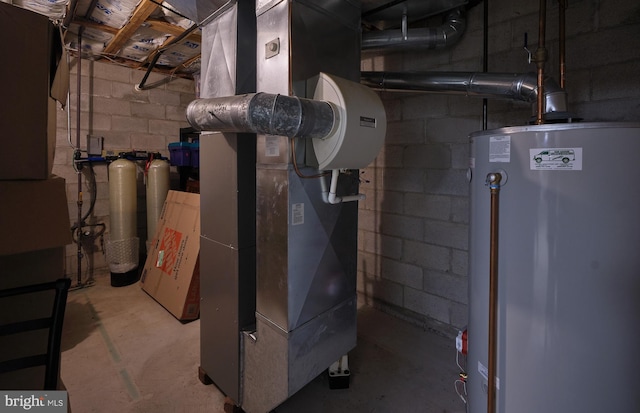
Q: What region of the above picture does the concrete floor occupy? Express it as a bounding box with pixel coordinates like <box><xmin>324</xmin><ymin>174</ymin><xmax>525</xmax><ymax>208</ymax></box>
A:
<box><xmin>61</xmin><ymin>271</ymin><xmax>466</xmax><ymax>413</ymax></box>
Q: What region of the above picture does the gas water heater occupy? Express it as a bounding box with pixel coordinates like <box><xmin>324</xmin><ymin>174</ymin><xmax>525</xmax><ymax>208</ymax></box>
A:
<box><xmin>467</xmin><ymin>122</ymin><xmax>640</xmax><ymax>412</ymax></box>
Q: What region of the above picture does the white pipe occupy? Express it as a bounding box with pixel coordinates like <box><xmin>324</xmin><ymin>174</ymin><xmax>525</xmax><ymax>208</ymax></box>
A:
<box><xmin>328</xmin><ymin>169</ymin><xmax>340</xmax><ymax>203</ymax></box>
<box><xmin>321</xmin><ymin>169</ymin><xmax>366</xmax><ymax>205</ymax></box>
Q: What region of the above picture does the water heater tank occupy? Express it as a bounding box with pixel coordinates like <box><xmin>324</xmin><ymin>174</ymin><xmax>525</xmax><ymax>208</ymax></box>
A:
<box><xmin>467</xmin><ymin>122</ymin><xmax>640</xmax><ymax>412</ymax></box>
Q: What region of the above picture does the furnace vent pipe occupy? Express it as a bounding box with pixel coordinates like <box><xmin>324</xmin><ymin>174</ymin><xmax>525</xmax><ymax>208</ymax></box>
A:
<box><xmin>360</xmin><ymin>71</ymin><xmax>567</xmax><ymax>114</ymax></box>
<box><xmin>186</xmin><ymin>93</ymin><xmax>335</xmax><ymax>139</ymax></box>
<box><xmin>362</xmin><ymin>8</ymin><xmax>466</xmax><ymax>51</ymax></box>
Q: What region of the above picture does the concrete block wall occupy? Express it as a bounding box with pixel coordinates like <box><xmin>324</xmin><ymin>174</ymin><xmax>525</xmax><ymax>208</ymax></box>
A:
<box><xmin>358</xmin><ymin>0</ymin><xmax>640</xmax><ymax>336</ymax></box>
<box><xmin>52</xmin><ymin>59</ymin><xmax>195</xmax><ymax>280</ymax></box>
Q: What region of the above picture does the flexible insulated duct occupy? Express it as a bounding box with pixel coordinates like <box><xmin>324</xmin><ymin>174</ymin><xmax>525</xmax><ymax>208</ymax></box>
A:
<box><xmin>362</xmin><ymin>8</ymin><xmax>466</xmax><ymax>51</ymax></box>
<box><xmin>361</xmin><ymin>71</ymin><xmax>568</xmax><ymax>114</ymax></box>
<box><xmin>186</xmin><ymin>92</ymin><xmax>335</xmax><ymax>138</ymax></box>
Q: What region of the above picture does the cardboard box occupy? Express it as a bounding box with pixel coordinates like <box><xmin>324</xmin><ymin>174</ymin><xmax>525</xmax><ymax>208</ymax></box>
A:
<box><xmin>0</xmin><ymin>176</ymin><xmax>72</xmax><ymax>256</ymax></box>
<box><xmin>0</xmin><ymin>3</ymin><xmax>69</xmax><ymax>180</ymax></box>
<box><xmin>141</xmin><ymin>191</ymin><xmax>201</xmax><ymax>321</ymax></box>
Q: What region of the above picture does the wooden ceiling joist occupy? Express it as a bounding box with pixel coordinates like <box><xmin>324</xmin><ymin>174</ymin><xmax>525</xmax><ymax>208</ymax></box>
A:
<box><xmin>103</xmin><ymin>0</ymin><xmax>159</xmax><ymax>55</ymax></box>
<box><xmin>146</xmin><ymin>19</ymin><xmax>201</xmax><ymax>43</ymax></box>
<box><xmin>72</xmin><ymin>17</ymin><xmax>119</xmax><ymax>35</ymax></box>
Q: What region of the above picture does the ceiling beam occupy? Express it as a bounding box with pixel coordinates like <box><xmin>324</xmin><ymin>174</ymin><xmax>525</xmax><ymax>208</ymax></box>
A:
<box><xmin>171</xmin><ymin>54</ymin><xmax>201</xmax><ymax>73</ymax></box>
<box><xmin>72</xmin><ymin>18</ymin><xmax>119</xmax><ymax>35</ymax></box>
<box><xmin>103</xmin><ymin>0</ymin><xmax>159</xmax><ymax>56</ymax></box>
<box><xmin>146</xmin><ymin>19</ymin><xmax>201</xmax><ymax>43</ymax></box>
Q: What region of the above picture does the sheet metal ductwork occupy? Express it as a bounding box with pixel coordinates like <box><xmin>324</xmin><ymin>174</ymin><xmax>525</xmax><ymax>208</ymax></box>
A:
<box><xmin>361</xmin><ymin>71</ymin><xmax>568</xmax><ymax>115</ymax></box>
<box><xmin>162</xmin><ymin>0</ymin><xmax>236</xmax><ymax>24</ymax></box>
<box><xmin>361</xmin><ymin>8</ymin><xmax>466</xmax><ymax>50</ymax></box>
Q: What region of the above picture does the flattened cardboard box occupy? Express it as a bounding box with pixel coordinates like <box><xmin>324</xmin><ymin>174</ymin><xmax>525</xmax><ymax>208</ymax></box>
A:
<box><xmin>141</xmin><ymin>191</ymin><xmax>200</xmax><ymax>321</ymax></box>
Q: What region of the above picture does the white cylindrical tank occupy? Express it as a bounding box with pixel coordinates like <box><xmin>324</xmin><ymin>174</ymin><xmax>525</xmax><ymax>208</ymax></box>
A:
<box><xmin>109</xmin><ymin>158</ymin><xmax>137</xmax><ymax>241</ymax></box>
<box><xmin>467</xmin><ymin>122</ymin><xmax>640</xmax><ymax>412</ymax></box>
<box><xmin>146</xmin><ymin>159</ymin><xmax>170</xmax><ymax>247</ymax></box>
<box><xmin>107</xmin><ymin>158</ymin><xmax>139</xmax><ymax>284</ymax></box>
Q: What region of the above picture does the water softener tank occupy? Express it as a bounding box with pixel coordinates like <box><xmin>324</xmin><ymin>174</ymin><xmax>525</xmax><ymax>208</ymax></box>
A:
<box><xmin>146</xmin><ymin>159</ymin><xmax>170</xmax><ymax>250</ymax></box>
<box><xmin>107</xmin><ymin>158</ymin><xmax>139</xmax><ymax>287</ymax></box>
<box><xmin>467</xmin><ymin>122</ymin><xmax>640</xmax><ymax>412</ymax></box>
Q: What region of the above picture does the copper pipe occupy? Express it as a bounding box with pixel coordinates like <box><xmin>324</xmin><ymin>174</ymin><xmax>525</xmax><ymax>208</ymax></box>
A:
<box><xmin>536</xmin><ymin>67</ymin><xmax>545</xmax><ymax>124</ymax></box>
<box><xmin>559</xmin><ymin>0</ymin><xmax>567</xmax><ymax>89</ymax></box>
<box><xmin>487</xmin><ymin>172</ymin><xmax>502</xmax><ymax>413</ymax></box>
<box><xmin>535</xmin><ymin>0</ymin><xmax>547</xmax><ymax>125</ymax></box>
<box><xmin>538</xmin><ymin>0</ymin><xmax>546</xmax><ymax>50</ymax></box>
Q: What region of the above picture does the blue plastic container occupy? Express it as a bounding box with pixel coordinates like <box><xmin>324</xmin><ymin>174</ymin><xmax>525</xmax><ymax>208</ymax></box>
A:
<box><xmin>190</xmin><ymin>141</ymin><xmax>200</xmax><ymax>168</ymax></box>
<box><xmin>168</xmin><ymin>142</ymin><xmax>191</xmax><ymax>166</ymax></box>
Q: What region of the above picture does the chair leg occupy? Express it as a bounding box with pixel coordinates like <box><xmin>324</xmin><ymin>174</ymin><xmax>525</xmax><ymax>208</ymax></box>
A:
<box><xmin>44</xmin><ymin>278</ymin><xmax>71</xmax><ymax>390</ymax></box>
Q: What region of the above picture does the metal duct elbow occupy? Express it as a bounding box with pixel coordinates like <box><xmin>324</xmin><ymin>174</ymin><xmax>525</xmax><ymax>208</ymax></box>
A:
<box><xmin>186</xmin><ymin>93</ymin><xmax>335</xmax><ymax>139</ymax></box>
<box><xmin>360</xmin><ymin>71</ymin><xmax>567</xmax><ymax>114</ymax></box>
<box><xmin>362</xmin><ymin>8</ymin><xmax>466</xmax><ymax>51</ymax></box>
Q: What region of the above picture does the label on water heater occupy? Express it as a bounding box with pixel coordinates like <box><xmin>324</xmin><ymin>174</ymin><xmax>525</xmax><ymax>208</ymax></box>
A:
<box><xmin>478</xmin><ymin>361</ymin><xmax>500</xmax><ymax>389</ymax></box>
<box><xmin>530</xmin><ymin>147</ymin><xmax>583</xmax><ymax>170</ymax></box>
<box><xmin>489</xmin><ymin>136</ymin><xmax>511</xmax><ymax>162</ymax></box>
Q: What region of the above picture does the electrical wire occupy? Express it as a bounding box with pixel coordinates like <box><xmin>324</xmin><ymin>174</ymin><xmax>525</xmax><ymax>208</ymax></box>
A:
<box><xmin>456</xmin><ymin>348</ymin><xmax>466</xmax><ymax>372</ymax></box>
<box><xmin>455</xmin><ymin>378</ymin><xmax>468</xmax><ymax>404</ymax></box>
<box><xmin>455</xmin><ymin>339</ymin><xmax>468</xmax><ymax>405</ymax></box>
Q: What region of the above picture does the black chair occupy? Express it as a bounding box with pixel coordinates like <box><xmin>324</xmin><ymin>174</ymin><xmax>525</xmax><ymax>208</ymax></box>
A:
<box><xmin>0</xmin><ymin>278</ymin><xmax>71</xmax><ymax>390</ymax></box>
